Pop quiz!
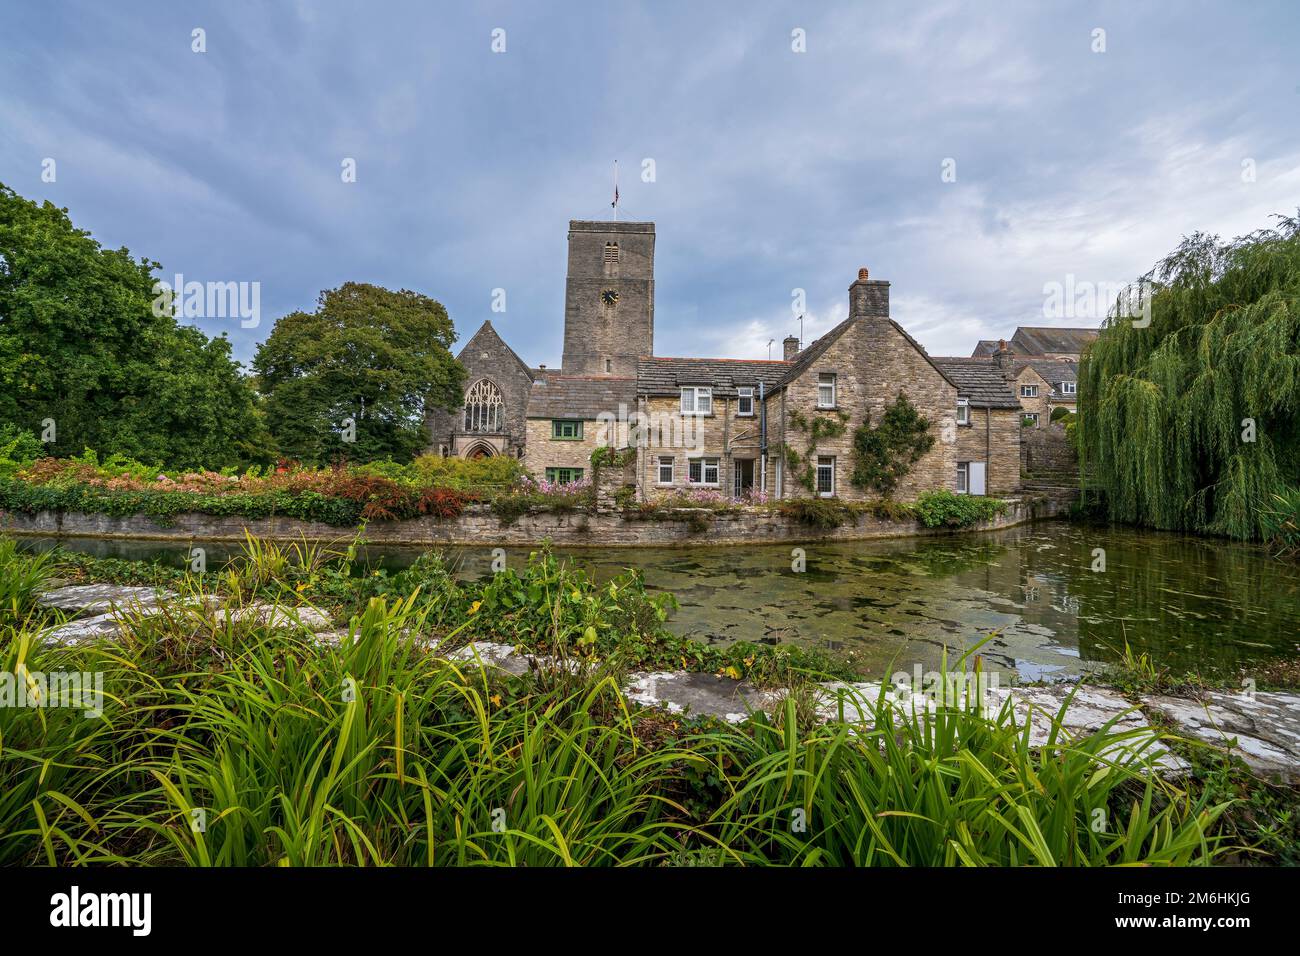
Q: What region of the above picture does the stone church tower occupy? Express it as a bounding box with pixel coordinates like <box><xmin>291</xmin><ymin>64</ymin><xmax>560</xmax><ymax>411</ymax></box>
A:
<box><xmin>561</xmin><ymin>221</ymin><xmax>654</xmax><ymax>376</ymax></box>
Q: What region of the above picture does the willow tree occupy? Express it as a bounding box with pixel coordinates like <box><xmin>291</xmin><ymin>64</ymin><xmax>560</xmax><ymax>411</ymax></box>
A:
<box><xmin>1078</xmin><ymin>214</ymin><xmax>1300</xmax><ymax>540</ymax></box>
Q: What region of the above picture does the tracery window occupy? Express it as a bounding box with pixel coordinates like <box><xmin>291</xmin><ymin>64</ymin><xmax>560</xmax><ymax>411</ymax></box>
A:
<box><xmin>463</xmin><ymin>379</ymin><xmax>504</xmax><ymax>432</ymax></box>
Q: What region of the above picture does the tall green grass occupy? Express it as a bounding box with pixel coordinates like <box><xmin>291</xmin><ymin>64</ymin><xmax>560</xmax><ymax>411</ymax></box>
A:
<box><xmin>0</xmin><ymin>539</ymin><xmax>58</xmax><ymax>627</ymax></box>
<box><xmin>0</xmin><ymin>537</ymin><xmax>1234</xmax><ymax>867</ymax></box>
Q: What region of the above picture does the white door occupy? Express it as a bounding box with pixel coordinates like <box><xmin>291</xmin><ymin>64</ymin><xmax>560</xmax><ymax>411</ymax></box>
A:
<box><xmin>969</xmin><ymin>461</ymin><xmax>987</xmax><ymax>496</ymax></box>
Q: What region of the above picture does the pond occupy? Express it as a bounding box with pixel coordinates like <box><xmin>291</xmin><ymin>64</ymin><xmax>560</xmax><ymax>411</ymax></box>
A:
<box><xmin>24</xmin><ymin>521</ymin><xmax>1300</xmax><ymax>682</ymax></box>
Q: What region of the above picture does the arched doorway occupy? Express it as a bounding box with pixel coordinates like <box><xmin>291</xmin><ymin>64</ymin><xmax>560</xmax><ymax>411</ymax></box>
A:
<box><xmin>462</xmin><ymin>440</ymin><xmax>496</xmax><ymax>460</ymax></box>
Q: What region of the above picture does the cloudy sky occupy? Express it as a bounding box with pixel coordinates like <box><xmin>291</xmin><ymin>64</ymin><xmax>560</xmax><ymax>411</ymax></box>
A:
<box><xmin>3</xmin><ymin>0</ymin><xmax>1298</xmax><ymax>368</ymax></box>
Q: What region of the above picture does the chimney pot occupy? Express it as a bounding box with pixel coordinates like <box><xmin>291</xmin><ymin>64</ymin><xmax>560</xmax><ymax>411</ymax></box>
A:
<box><xmin>858</xmin><ymin>267</ymin><xmax>869</xmax><ymax>281</ymax></box>
<box><xmin>849</xmin><ymin>269</ymin><xmax>889</xmax><ymax>319</ymax></box>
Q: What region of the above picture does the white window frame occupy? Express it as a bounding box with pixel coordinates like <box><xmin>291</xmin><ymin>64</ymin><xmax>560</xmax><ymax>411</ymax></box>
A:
<box><xmin>773</xmin><ymin>455</ymin><xmax>783</xmax><ymax>499</ymax></box>
<box><xmin>817</xmin><ymin>373</ymin><xmax>837</xmax><ymax>409</ymax></box>
<box><xmin>1061</xmin><ymin>381</ymin><xmax>1076</xmax><ymax>395</ymax></box>
<box><xmin>1020</xmin><ymin>384</ymin><xmax>1039</xmax><ymax>398</ymax></box>
<box><xmin>816</xmin><ymin>456</ymin><xmax>835</xmax><ymax>498</ymax></box>
<box><xmin>956</xmin><ymin>461</ymin><xmax>969</xmax><ymax>495</ymax></box>
<box><xmin>956</xmin><ymin>398</ymin><xmax>970</xmax><ymax>425</ymax></box>
<box><xmin>736</xmin><ymin>387</ymin><xmax>754</xmax><ymax>417</ymax></box>
<box><xmin>680</xmin><ymin>386</ymin><xmax>712</xmax><ymax>415</ymax></box>
<box><xmin>656</xmin><ymin>456</ymin><xmax>674</xmax><ymax>486</ymax></box>
<box><xmin>1024</xmin><ymin>412</ymin><xmax>1040</xmax><ymax>426</ymax></box>
<box><xmin>688</xmin><ymin>457</ymin><xmax>720</xmax><ymax>486</ymax></box>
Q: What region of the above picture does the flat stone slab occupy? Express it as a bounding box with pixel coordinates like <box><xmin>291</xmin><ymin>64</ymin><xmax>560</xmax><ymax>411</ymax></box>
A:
<box><xmin>624</xmin><ymin>671</ymin><xmax>785</xmax><ymax>723</ymax></box>
<box><xmin>41</xmin><ymin>612</ymin><xmax>124</xmax><ymax>645</ymax></box>
<box><xmin>816</xmin><ymin>681</ymin><xmax>1187</xmax><ymax>775</ymax></box>
<box><xmin>38</xmin><ymin>584</ymin><xmax>174</xmax><ymax>614</ymax></box>
<box><xmin>222</xmin><ymin>603</ymin><xmax>333</xmax><ymax>632</ymax></box>
<box><xmin>1143</xmin><ymin>690</ymin><xmax>1300</xmax><ymax>779</ymax></box>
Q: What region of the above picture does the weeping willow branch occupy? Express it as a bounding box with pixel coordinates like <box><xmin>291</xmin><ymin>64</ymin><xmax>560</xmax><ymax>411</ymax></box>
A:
<box><xmin>1078</xmin><ymin>213</ymin><xmax>1300</xmax><ymax>541</ymax></box>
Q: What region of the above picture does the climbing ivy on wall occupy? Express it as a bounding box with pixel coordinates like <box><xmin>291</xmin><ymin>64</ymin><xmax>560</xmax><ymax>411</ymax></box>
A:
<box><xmin>850</xmin><ymin>394</ymin><xmax>935</xmax><ymax>496</ymax></box>
<box><xmin>784</xmin><ymin>409</ymin><xmax>849</xmax><ymax>490</ymax></box>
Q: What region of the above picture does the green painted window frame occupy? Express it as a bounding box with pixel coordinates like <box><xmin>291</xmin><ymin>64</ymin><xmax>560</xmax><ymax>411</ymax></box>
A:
<box><xmin>551</xmin><ymin>419</ymin><xmax>584</xmax><ymax>440</ymax></box>
<box><xmin>545</xmin><ymin>467</ymin><xmax>585</xmax><ymax>484</ymax></box>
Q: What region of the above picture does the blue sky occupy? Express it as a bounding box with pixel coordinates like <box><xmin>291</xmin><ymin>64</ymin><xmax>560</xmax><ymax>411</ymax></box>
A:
<box><xmin>3</xmin><ymin>0</ymin><xmax>1298</xmax><ymax>368</ymax></box>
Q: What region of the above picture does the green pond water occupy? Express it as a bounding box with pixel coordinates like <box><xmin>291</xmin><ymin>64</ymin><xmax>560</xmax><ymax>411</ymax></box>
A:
<box><xmin>25</xmin><ymin>521</ymin><xmax>1300</xmax><ymax>682</ymax></box>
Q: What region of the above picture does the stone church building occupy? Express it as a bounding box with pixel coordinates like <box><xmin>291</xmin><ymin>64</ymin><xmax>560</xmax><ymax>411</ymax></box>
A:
<box><xmin>427</xmin><ymin>220</ymin><xmax>1024</xmax><ymax>501</ymax></box>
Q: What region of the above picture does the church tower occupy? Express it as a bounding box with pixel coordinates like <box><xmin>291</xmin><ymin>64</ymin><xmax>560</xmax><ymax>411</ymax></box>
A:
<box><xmin>560</xmin><ymin>220</ymin><xmax>654</xmax><ymax>377</ymax></box>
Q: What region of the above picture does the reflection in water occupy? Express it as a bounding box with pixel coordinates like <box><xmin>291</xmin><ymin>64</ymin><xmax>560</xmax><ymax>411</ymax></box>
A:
<box><xmin>25</xmin><ymin>522</ymin><xmax>1300</xmax><ymax>682</ymax></box>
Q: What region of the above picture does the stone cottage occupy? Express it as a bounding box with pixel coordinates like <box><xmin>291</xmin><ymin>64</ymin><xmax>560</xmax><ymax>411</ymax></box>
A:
<box><xmin>426</xmin><ymin>220</ymin><xmax>1024</xmax><ymax>501</ymax></box>
<box><xmin>973</xmin><ymin>327</ymin><xmax>1091</xmax><ymax>425</ymax></box>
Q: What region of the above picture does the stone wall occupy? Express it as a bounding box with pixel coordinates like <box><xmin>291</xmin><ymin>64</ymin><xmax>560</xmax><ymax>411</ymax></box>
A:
<box><xmin>1011</xmin><ymin>365</ymin><xmax>1051</xmax><ymax>425</ymax></box>
<box><xmin>2</xmin><ymin>497</ymin><xmax>1065</xmax><ymax>549</ymax></box>
<box><xmin>561</xmin><ymin>221</ymin><xmax>655</xmax><ymax>378</ymax></box>
<box><xmin>638</xmin><ymin>394</ymin><xmax>763</xmax><ymax>500</ymax></box>
<box><xmin>954</xmin><ymin>405</ymin><xmax>1022</xmax><ymax>497</ymax></box>
<box><xmin>426</xmin><ymin>321</ymin><xmax>533</xmax><ymax>458</ymax></box>
<box><xmin>777</xmin><ymin>318</ymin><xmax>960</xmax><ymax>502</ymax></box>
<box><xmin>522</xmin><ymin>417</ymin><xmax>603</xmax><ymax>479</ymax></box>
<box><xmin>1021</xmin><ymin>420</ymin><xmax>1079</xmax><ymax>479</ymax></box>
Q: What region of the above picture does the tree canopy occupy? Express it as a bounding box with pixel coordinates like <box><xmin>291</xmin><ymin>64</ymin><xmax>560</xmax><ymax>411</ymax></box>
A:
<box><xmin>253</xmin><ymin>282</ymin><xmax>464</xmax><ymax>465</ymax></box>
<box><xmin>1079</xmin><ymin>214</ymin><xmax>1300</xmax><ymax>540</ymax></box>
<box><xmin>0</xmin><ymin>183</ymin><xmax>271</xmax><ymax>469</ymax></box>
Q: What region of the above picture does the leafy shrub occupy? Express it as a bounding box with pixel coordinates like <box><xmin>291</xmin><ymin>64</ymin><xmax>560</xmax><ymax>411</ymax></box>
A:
<box><xmin>0</xmin><ymin>425</ymin><xmax>43</xmax><ymax>479</ymax></box>
<box><xmin>779</xmin><ymin>497</ymin><xmax>853</xmax><ymax>529</ymax></box>
<box><xmin>1050</xmin><ymin>406</ymin><xmax>1071</xmax><ymax>422</ymax></box>
<box><xmin>914</xmin><ymin>490</ymin><xmax>1007</xmax><ymax>528</ymax></box>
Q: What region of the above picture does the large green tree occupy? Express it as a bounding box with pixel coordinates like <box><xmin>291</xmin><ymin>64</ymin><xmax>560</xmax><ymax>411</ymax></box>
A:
<box><xmin>1079</xmin><ymin>214</ymin><xmax>1300</xmax><ymax>540</ymax></box>
<box><xmin>0</xmin><ymin>183</ymin><xmax>271</xmax><ymax>469</ymax></box>
<box><xmin>254</xmin><ymin>282</ymin><xmax>464</xmax><ymax>464</ymax></box>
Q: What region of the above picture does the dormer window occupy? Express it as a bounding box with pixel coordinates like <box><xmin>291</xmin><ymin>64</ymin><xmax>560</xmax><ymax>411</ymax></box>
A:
<box><xmin>681</xmin><ymin>386</ymin><xmax>712</xmax><ymax>415</ymax></box>
<box><xmin>1061</xmin><ymin>381</ymin><xmax>1076</xmax><ymax>395</ymax></box>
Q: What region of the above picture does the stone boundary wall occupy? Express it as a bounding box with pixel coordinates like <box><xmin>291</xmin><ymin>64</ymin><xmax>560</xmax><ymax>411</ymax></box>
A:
<box><xmin>1021</xmin><ymin>421</ymin><xmax>1078</xmax><ymax>480</ymax></box>
<box><xmin>2</xmin><ymin>497</ymin><xmax>1065</xmax><ymax>549</ymax></box>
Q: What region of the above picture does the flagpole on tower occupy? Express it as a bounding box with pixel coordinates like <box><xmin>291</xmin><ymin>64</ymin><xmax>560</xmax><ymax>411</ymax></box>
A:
<box><xmin>612</xmin><ymin>160</ymin><xmax>619</xmax><ymax>221</ymax></box>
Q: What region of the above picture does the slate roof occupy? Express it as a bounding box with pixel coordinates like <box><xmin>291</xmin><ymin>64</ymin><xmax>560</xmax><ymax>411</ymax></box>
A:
<box><xmin>930</xmin><ymin>357</ymin><xmax>1022</xmax><ymax>409</ymax></box>
<box><xmin>636</xmin><ymin>357</ymin><xmax>789</xmax><ymax>397</ymax></box>
<box><xmin>1014</xmin><ymin>357</ymin><xmax>1078</xmax><ymax>387</ymax></box>
<box><xmin>525</xmin><ymin>375</ymin><xmax>637</xmax><ymax>420</ymax></box>
<box><xmin>773</xmin><ymin>316</ymin><xmax>960</xmax><ymax>393</ymax></box>
<box><xmin>1009</xmin><ymin>326</ymin><xmax>1098</xmax><ymax>356</ymax></box>
<box><xmin>971</xmin><ymin>339</ymin><xmax>1001</xmax><ymax>357</ymax></box>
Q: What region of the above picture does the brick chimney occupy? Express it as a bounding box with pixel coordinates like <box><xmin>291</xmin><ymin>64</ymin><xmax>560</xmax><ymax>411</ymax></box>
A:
<box><xmin>994</xmin><ymin>339</ymin><xmax>1014</xmax><ymax>373</ymax></box>
<box><xmin>782</xmin><ymin>335</ymin><xmax>800</xmax><ymax>361</ymax></box>
<box><xmin>849</xmin><ymin>266</ymin><xmax>889</xmax><ymax>319</ymax></box>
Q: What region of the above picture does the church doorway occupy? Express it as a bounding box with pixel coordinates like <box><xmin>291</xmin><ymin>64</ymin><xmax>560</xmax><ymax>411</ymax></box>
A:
<box><xmin>463</xmin><ymin>441</ymin><xmax>495</xmax><ymax>460</ymax></box>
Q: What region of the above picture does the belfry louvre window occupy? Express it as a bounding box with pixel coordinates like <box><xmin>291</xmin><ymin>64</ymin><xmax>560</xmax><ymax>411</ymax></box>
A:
<box><xmin>604</xmin><ymin>242</ymin><xmax>619</xmax><ymax>264</ymax></box>
<box><xmin>463</xmin><ymin>379</ymin><xmax>503</xmax><ymax>432</ymax></box>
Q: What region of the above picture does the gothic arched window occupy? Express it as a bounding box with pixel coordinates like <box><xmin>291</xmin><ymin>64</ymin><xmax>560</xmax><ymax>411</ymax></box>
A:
<box><xmin>463</xmin><ymin>379</ymin><xmax>504</xmax><ymax>433</ymax></box>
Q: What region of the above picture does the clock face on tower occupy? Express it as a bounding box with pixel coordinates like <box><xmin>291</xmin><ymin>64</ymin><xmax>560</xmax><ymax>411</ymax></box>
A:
<box><xmin>601</xmin><ymin>288</ymin><xmax>619</xmax><ymax>305</ymax></box>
